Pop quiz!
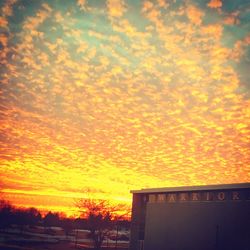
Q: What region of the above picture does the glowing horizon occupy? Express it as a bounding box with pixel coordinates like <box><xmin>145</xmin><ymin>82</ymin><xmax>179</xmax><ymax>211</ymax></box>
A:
<box><xmin>0</xmin><ymin>0</ymin><xmax>250</xmax><ymax>216</ymax></box>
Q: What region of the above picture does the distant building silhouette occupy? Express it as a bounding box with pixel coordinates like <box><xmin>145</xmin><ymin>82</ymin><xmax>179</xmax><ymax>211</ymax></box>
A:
<box><xmin>129</xmin><ymin>183</ymin><xmax>250</xmax><ymax>250</ymax></box>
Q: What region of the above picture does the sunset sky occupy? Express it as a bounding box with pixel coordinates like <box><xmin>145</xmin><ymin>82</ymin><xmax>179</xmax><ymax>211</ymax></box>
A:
<box><xmin>0</xmin><ymin>0</ymin><xmax>250</xmax><ymax>216</ymax></box>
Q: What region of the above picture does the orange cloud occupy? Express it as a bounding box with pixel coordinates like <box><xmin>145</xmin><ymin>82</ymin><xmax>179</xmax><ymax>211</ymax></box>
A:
<box><xmin>1</xmin><ymin>0</ymin><xmax>17</xmax><ymax>17</ymax></box>
<box><xmin>186</xmin><ymin>5</ymin><xmax>204</xmax><ymax>25</ymax></box>
<box><xmin>223</xmin><ymin>12</ymin><xmax>240</xmax><ymax>25</ymax></box>
<box><xmin>0</xmin><ymin>33</ymin><xmax>8</xmax><ymax>47</ymax></box>
<box><xmin>23</xmin><ymin>3</ymin><xmax>52</xmax><ymax>30</ymax></box>
<box><xmin>0</xmin><ymin>16</ymin><xmax>8</xmax><ymax>28</ymax></box>
<box><xmin>107</xmin><ymin>0</ymin><xmax>126</xmax><ymax>18</ymax></box>
<box><xmin>230</xmin><ymin>34</ymin><xmax>250</xmax><ymax>61</ymax></box>
<box><xmin>77</xmin><ymin>0</ymin><xmax>86</xmax><ymax>10</ymax></box>
<box><xmin>207</xmin><ymin>0</ymin><xmax>222</xmax><ymax>9</ymax></box>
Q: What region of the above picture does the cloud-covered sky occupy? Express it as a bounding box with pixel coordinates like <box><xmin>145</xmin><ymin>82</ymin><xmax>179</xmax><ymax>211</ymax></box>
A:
<box><xmin>0</xmin><ymin>0</ymin><xmax>250</xmax><ymax>215</ymax></box>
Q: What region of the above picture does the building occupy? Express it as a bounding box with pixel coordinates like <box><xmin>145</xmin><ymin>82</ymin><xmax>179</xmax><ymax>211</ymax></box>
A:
<box><xmin>129</xmin><ymin>183</ymin><xmax>250</xmax><ymax>250</ymax></box>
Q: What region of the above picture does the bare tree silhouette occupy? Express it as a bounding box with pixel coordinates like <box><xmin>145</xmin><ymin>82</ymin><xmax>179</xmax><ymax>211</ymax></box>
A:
<box><xmin>76</xmin><ymin>198</ymin><xmax>129</xmax><ymax>250</ymax></box>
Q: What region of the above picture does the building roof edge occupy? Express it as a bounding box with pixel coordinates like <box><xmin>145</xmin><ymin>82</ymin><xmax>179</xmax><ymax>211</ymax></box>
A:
<box><xmin>130</xmin><ymin>183</ymin><xmax>250</xmax><ymax>194</ymax></box>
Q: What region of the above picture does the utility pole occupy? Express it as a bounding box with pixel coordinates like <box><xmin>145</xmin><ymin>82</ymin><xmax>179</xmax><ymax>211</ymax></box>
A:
<box><xmin>75</xmin><ymin>229</ymin><xmax>78</xmax><ymax>248</ymax></box>
<box><xmin>115</xmin><ymin>223</ymin><xmax>119</xmax><ymax>250</ymax></box>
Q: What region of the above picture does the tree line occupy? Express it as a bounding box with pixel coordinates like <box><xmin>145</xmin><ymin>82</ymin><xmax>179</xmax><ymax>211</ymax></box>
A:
<box><xmin>0</xmin><ymin>199</ymin><xmax>130</xmax><ymax>250</ymax></box>
<box><xmin>0</xmin><ymin>199</ymin><xmax>74</xmax><ymax>234</ymax></box>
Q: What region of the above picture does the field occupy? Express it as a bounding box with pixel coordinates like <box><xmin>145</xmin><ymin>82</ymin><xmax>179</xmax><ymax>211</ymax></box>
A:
<box><xmin>0</xmin><ymin>226</ymin><xmax>129</xmax><ymax>250</ymax></box>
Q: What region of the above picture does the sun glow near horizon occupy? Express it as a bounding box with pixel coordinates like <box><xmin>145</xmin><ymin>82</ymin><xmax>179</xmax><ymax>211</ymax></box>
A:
<box><xmin>0</xmin><ymin>0</ymin><xmax>250</xmax><ymax>216</ymax></box>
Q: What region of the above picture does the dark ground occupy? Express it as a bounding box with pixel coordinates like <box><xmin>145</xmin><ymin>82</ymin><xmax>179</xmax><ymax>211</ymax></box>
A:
<box><xmin>0</xmin><ymin>242</ymin><xmax>128</xmax><ymax>250</ymax></box>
